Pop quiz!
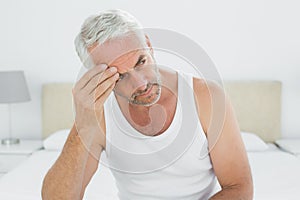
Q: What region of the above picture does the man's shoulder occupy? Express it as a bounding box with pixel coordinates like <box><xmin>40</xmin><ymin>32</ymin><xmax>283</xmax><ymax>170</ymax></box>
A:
<box><xmin>192</xmin><ymin>77</ymin><xmax>224</xmax><ymax>97</ymax></box>
<box><xmin>192</xmin><ymin>77</ymin><xmax>225</xmax><ymax>135</ymax></box>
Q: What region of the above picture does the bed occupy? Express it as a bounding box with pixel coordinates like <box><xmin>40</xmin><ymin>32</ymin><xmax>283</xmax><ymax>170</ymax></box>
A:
<box><xmin>0</xmin><ymin>80</ymin><xmax>299</xmax><ymax>200</ymax></box>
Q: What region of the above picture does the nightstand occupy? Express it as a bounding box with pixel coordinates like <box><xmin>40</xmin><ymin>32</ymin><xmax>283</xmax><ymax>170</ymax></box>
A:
<box><xmin>0</xmin><ymin>140</ymin><xmax>43</xmax><ymax>178</ymax></box>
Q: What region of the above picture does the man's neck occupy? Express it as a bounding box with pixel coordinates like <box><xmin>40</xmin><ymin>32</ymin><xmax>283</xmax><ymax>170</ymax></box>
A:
<box><xmin>114</xmin><ymin>69</ymin><xmax>178</xmax><ymax>136</ymax></box>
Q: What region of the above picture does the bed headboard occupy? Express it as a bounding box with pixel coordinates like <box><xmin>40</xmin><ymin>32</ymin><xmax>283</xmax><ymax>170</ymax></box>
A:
<box><xmin>42</xmin><ymin>83</ymin><xmax>74</xmax><ymax>139</ymax></box>
<box><xmin>42</xmin><ymin>80</ymin><xmax>282</xmax><ymax>142</ymax></box>
<box><xmin>223</xmin><ymin>81</ymin><xmax>281</xmax><ymax>142</ymax></box>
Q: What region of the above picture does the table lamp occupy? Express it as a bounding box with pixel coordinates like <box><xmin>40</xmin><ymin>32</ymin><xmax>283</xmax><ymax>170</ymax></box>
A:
<box><xmin>0</xmin><ymin>71</ymin><xmax>31</xmax><ymax>145</ymax></box>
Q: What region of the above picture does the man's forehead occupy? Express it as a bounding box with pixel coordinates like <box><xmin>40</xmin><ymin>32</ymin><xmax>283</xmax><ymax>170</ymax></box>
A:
<box><xmin>89</xmin><ymin>33</ymin><xmax>147</xmax><ymax>66</ymax></box>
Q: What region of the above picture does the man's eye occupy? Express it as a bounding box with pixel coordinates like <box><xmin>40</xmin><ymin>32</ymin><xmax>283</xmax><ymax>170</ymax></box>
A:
<box><xmin>119</xmin><ymin>74</ymin><xmax>124</xmax><ymax>80</ymax></box>
<box><xmin>138</xmin><ymin>59</ymin><xmax>146</xmax><ymax>65</ymax></box>
<box><xmin>118</xmin><ymin>73</ymin><xmax>127</xmax><ymax>80</ymax></box>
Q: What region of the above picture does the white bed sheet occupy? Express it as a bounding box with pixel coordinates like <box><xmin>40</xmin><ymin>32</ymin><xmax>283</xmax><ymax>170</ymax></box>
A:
<box><xmin>0</xmin><ymin>146</ymin><xmax>300</xmax><ymax>200</ymax></box>
<box><xmin>0</xmin><ymin>150</ymin><xmax>118</xmax><ymax>200</ymax></box>
<box><xmin>248</xmin><ymin>144</ymin><xmax>300</xmax><ymax>200</ymax></box>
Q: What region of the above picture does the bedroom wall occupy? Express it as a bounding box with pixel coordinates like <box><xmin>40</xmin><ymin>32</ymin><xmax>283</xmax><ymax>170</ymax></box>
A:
<box><xmin>0</xmin><ymin>0</ymin><xmax>299</xmax><ymax>139</ymax></box>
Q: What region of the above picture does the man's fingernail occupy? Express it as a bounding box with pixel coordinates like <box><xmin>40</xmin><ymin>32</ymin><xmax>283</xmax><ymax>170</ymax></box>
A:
<box><xmin>110</xmin><ymin>67</ymin><xmax>117</xmax><ymax>72</ymax></box>
<box><xmin>99</xmin><ymin>64</ymin><xmax>107</xmax><ymax>70</ymax></box>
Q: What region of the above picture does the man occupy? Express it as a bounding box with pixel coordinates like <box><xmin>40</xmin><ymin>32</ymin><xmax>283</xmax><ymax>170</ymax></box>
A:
<box><xmin>42</xmin><ymin>9</ymin><xmax>253</xmax><ymax>200</ymax></box>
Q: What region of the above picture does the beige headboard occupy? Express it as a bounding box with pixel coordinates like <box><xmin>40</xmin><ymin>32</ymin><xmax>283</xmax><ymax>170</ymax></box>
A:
<box><xmin>42</xmin><ymin>81</ymin><xmax>282</xmax><ymax>142</ymax></box>
<box><xmin>42</xmin><ymin>83</ymin><xmax>74</xmax><ymax>139</ymax></box>
<box><xmin>223</xmin><ymin>81</ymin><xmax>281</xmax><ymax>142</ymax></box>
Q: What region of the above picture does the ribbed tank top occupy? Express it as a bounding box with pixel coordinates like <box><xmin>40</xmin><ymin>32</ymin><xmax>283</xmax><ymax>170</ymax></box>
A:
<box><xmin>101</xmin><ymin>71</ymin><xmax>219</xmax><ymax>199</ymax></box>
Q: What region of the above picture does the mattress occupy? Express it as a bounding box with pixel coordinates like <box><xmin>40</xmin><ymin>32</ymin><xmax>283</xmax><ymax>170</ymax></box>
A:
<box><xmin>0</xmin><ymin>150</ymin><xmax>118</xmax><ymax>200</ymax></box>
<box><xmin>0</xmin><ymin>146</ymin><xmax>300</xmax><ymax>200</ymax></box>
<box><xmin>247</xmin><ymin>144</ymin><xmax>300</xmax><ymax>200</ymax></box>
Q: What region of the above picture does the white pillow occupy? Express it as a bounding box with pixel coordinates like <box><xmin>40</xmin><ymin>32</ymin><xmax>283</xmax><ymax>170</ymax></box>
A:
<box><xmin>43</xmin><ymin>129</ymin><xmax>268</xmax><ymax>152</ymax></box>
<box><xmin>43</xmin><ymin>129</ymin><xmax>70</xmax><ymax>151</ymax></box>
<box><xmin>241</xmin><ymin>131</ymin><xmax>269</xmax><ymax>152</ymax></box>
<box><xmin>275</xmin><ymin>139</ymin><xmax>300</xmax><ymax>155</ymax></box>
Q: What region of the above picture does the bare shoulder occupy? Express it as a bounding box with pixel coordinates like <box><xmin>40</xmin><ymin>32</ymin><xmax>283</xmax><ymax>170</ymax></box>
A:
<box><xmin>193</xmin><ymin>77</ymin><xmax>224</xmax><ymax>98</ymax></box>
<box><xmin>192</xmin><ymin>77</ymin><xmax>225</xmax><ymax>136</ymax></box>
<box><xmin>193</xmin><ymin>77</ymin><xmax>253</xmax><ymax>197</ymax></box>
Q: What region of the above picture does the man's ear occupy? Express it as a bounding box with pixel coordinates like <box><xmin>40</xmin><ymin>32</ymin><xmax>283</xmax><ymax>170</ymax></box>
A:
<box><xmin>145</xmin><ymin>34</ymin><xmax>153</xmax><ymax>55</ymax></box>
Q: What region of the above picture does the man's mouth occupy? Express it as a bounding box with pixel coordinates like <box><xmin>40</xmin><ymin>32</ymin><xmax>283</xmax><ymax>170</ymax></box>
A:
<box><xmin>138</xmin><ymin>85</ymin><xmax>153</xmax><ymax>97</ymax></box>
<box><xmin>130</xmin><ymin>82</ymin><xmax>161</xmax><ymax>106</ymax></box>
<box><xmin>133</xmin><ymin>83</ymin><xmax>152</xmax><ymax>98</ymax></box>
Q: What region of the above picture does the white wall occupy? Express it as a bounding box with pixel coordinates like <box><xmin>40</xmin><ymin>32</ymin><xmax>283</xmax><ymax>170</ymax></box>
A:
<box><xmin>0</xmin><ymin>0</ymin><xmax>299</xmax><ymax>139</ymax></box>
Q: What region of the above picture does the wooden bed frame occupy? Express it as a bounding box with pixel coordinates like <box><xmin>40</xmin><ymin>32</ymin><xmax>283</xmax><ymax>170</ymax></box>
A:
<box><xmin>42</xmin><ymin>80</ymin><xmax>282</xmax><ymax>142</ymax></box>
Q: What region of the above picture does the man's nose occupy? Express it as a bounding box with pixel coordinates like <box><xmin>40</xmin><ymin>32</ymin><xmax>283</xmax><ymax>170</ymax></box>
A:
<box><xmin>129</xmin><ymin>70</ymin><xmax>148</xmax><ymax>91</ymax></box>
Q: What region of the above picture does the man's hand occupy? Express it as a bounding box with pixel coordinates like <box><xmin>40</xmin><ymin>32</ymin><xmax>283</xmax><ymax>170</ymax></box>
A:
<box><xmin>72</xmin><ymin>64</ymin><xmax>119</xmax><ymax>149</ymax></box>
<box><xmin>42</xmin><ymin>65</ymin><xmax>118</xmax><ymax>200</ymax></box>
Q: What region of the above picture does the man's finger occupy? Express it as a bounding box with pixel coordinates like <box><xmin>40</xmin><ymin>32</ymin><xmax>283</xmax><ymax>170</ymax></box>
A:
<box><xmin>75</xmin><ymin>64</ymin><xmax>108</xmax><ymax>90</ymax></box>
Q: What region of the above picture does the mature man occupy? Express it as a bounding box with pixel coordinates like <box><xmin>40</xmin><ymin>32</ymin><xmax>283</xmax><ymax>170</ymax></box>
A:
<box><xmin>42</xmin><ymin>9</ymin><xmax>253</xmax><ymax>200</ymax></box>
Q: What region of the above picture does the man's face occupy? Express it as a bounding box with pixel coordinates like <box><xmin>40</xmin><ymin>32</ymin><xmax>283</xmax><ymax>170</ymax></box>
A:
<box><xmin>88</xmin><ymin>33</ymin><xmax>161</xmax><ymax>106</ymax></box>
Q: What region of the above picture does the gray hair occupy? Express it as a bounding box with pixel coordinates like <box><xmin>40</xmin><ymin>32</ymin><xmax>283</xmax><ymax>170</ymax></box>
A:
<box><xmin>74</xmin><ymin>9</ymin><xmax>143</xmax><ymax>68</ymax></box>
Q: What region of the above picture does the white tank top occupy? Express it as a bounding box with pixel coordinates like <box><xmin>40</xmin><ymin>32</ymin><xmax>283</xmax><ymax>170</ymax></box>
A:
<box><xmin>101</xmin><ymin>71</ymin><xmax>219</xmax><ymax>199</ymax></box>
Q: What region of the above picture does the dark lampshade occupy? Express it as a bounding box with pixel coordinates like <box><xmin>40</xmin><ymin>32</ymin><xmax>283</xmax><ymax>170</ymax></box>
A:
<box><xmin>0</xmin><ymin>71</ymin><xmax>31</xmax><ymax>103</ymax></box>
<box><xmin>0</xmin><ymin>70</ymin><xmax>31</xmax><ymax>145</ymax></box>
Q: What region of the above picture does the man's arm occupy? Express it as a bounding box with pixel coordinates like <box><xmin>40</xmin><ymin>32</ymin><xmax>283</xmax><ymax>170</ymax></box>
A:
<box><xmin>42</xmin><ymin>64</ymin><xmax>118</xmax><ymax>199</ymax></box>
<box><xmin>42</xmin><ymin>125</ymin><xmax>102</xmax><ymax>200</ymax></box>
<box><xmin>194</xmin><ymin>78</ymin><xmax>253</xmax><ymax>200</ymax></box>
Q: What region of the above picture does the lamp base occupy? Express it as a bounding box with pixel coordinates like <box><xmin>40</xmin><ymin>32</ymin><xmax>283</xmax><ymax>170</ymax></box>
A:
<box><xmin>1</xmin><ymin>138</ymin><xmax>20</xmax><ymax>145</ymax></box>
